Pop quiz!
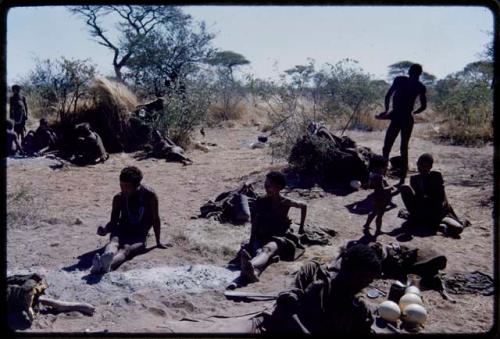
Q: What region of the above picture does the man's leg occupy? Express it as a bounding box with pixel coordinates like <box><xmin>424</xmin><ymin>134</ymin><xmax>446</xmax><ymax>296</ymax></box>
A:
<box><xmin>108</xmin><ymin>242</ymin><xmax>146</xmax><ymax>271</ymax></box>
<box><xmin>382</xmin><ymin>120</ymin><xmax>401</xmax><ymax>160</ymax></box>
<box><xmin>241</xmin><ymin>241</ymin><xmax>279</xmax><ymax>282</ymax></box>
<box><xmin>399</xmin><ymin>185</ymin><xmax>417</xmax><ymax>216</ymax></box>
<box><xmin>399</xmin><ymin>118</ymin><xmax>414</xmax><ymax>182</ymax></box>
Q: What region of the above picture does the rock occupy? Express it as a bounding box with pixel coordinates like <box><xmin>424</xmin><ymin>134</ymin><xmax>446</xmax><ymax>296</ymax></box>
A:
<box><xmin>74</xmin><ymin>218</ymin><xmax>83</xmax><ymax>225</ymax></box>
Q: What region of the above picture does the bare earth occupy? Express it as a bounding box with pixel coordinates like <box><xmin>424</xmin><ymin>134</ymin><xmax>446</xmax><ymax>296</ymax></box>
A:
<box><xmin>6</xmin><ymin>123</ymin><xmax>495</xmax><ymax>334</ymax></box>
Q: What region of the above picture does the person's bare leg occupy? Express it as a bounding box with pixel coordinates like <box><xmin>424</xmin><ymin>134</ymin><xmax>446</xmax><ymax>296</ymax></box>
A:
<box><xmin>364</xmin><ymin>212</ymin><xmax>376</xmax><ymax>231</ymax></box>
<box><xmin>241</xmin><ymin>242</ymin><xmax>279</xmax><ymax>282</ymax></box>
<box><xmin>374</xmin><ymin>210</ymin><xmax>385</xmax><ymax>235</ymax></box>
<box><xmin>91</xmin><ymin>237</ymin><xmax>119</xmax><ymax>274</ymax></box>
<box><xmin>108</xmin><ymin>242</ymin><xmax>145</xmax><ymax>272</ymax></box>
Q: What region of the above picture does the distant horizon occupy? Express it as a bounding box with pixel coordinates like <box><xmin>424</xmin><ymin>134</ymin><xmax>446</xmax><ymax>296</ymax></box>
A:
<box><xmin>6</xmin><ymin>5</ymin><xmax>494</xmax><ymax>84</ymax></box>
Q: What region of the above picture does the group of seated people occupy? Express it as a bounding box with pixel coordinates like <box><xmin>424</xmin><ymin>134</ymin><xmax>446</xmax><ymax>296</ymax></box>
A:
<box><xmin>6</xmin><ymin>118</ymin><xmax>58</xmax><ymax>157</ymax></box>
<box><xmin>89</xmin><ymin>159</ymin><xmax>461</xmax><ymax>333</ymax></box>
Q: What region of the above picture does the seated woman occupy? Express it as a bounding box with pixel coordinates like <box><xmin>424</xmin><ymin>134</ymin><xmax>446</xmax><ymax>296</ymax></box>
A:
<box><xmin>238</xmin><ymin>171</ymin><xmax>307</xmax><ymax>284</ymax></box>
<box><xmin>399</xmin><ymin>153</ymin><xmax>465</xmax><ymax>237</ymax></box>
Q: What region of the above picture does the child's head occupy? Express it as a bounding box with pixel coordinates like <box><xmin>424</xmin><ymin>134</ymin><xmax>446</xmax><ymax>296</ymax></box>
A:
<box><xmin>417</xmin><ymin>153</ymin><xmax>433</xmax><ymax>174</ymax></box>
<box><xmin>264</xmin><ymin>171</ymin><xmax>286</xmax><ymax>196</ymax></box>
<box><xmin>119</xmin><ymin>166</ymin><xmax>143</xmax><ymax>195</ymax></box>
<box><xmin>12</xmin><ymin>85</ymin><xmax>21</xmax><ymax>94</ymax></box>
<box><xmin>39</xmin><ymin>118</ymin><xmax>48</xmax><ymax>127</ymax></box>
<box><xmin>370</xmin><ymin>155</ymin><xmax>389</xmax><ymax>175</ymax></box>
<box><xmin>6</xmin><ymin>119</ymin><xmax>14</xmax><ymax>130</ymax></box>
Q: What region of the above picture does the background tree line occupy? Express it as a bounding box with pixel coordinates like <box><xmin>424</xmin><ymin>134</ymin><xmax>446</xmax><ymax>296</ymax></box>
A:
<box><xmin>12</xmin><ymin>5</ymin><xmax>493</xmax><ymax>149</ymax></box>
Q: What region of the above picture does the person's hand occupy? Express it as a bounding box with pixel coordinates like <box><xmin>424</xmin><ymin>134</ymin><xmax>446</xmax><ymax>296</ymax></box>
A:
<box><xmin>96</xmin><ymin>226</ymin><xmax>107</xmax><ymax>236</ymax></box>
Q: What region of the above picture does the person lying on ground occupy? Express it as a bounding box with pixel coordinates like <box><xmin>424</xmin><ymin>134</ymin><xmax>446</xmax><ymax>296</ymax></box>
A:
<box><xmin>72</xmin><ymin>123</ymin><xmax>109</xmax><ymax>165</ymax></box>
<box><xmin>252</xmin><ymin>243</ymin><xmax>381</xmax><ymax>334</ymax></box>
<box><xmin>363</xmin><ymin>155</ymin><xmax>398</xmax><ymax>236</ymax></box>
<box><xmin>91</xmin><ymin>166</ymin><xmax>168</xmax><ymax>275</ymax></box>
<box><xmin>5</xmin><ymin>119</ymin><xmax>23</xmax><ymax>157</ymax></box>
<box><xmin>238</xmin><ymin>171</ymin><xmax>307</xmax><ymax>284</ymax></box>
<box><xmin>150</xmin><ymin>130</ymin><xmax>193</xmax><ymax>165</ymax></box>
<box><xmin>400</xmin><ymin>153</ymin><xmax>464</xmax><ymax>237</ymax></box>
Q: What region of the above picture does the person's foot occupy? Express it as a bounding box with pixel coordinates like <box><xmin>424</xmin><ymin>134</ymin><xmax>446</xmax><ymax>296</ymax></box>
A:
<box><xmin>90</xmin><ymin>253</ymin><xmax>102</xmax><ymax>275</ymax></box>
<box><xmin>100</xmin><ymin>252</ymin><xmax>114</xmax><ymax>273</ymax></box>
<box><xmin>240</xmin><ymin>249</ymin><xmax>259</xmax><ymax>283</ymax></box>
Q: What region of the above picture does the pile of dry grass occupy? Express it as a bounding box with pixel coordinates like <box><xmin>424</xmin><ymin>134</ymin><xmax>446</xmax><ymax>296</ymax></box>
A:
<box><xmin>53</xmin><ymin>78</ymin><xmax>149</xmax><ymax>152</ymax></box>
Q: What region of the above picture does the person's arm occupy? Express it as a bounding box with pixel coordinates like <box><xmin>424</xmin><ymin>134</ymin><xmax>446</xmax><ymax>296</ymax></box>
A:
<box><xmin>413</xmin><ymin>87</ymin><xmax>427</xmax><ymax>114</ymax></box>
<box><xmin>151</xmin><ymin>193</ymin><xmax>167</xmax><ymax>248</ymax></box>
<box><xmin>384</xmin><ymin>82</ymin><xmax>397</xmax><ymax>112</ymax></box>
<box><xmin>98</xmin><ymin>195</ymin><xmax>120</xmax><ymax>235</ymax></box>
<box><xmin>289</xmin><ymin>199</ymin><xmax>307</xmax><ymax>234</ymax></box>
<box><xmin>23</xmin><ymin>96</ymin><xmax>29</xmax><ymax>119</ymax></box>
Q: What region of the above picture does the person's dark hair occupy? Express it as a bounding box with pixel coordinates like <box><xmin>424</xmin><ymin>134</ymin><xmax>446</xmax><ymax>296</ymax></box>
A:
<box><xmin>341</xmin><ymin>243</ymin><xmax>381</xmax><ymax>276</ymax></box>
<box><xmin>409</xmin><ymin>64</ymin><xmax>423</xmax><ymax>77</ymax></box>
<box><xmin>417</xmin><ymin>153</ymin><xmax>434</xmax><ymax>166</ymax></box>
<box><xmin>40</xmin><ymin>118</ymin><xmax>48</xmax><ymax>126</ymax></box>
<box><xmin>6</xmin><ymin>119</ymin><xmax>14</xmax><ymax>130</ymax></box>
<box><xmin>370</xmin><ymin>154</ymin><xmax>388</xmax><ymax>170</ymax></box>
<box><xmin>12</xmin><ymin>84</ymin><xmax>21</xmax><ymax>91</ymax></box>
<box><xmin>266</xmin><ymin>171</ymin><xmax>286</xmax><ymax>190</ymax></box>
<box><xmin>120</xmin><ymin>166</ymin><xmax>143</xmax><ymax>186</ymax></box>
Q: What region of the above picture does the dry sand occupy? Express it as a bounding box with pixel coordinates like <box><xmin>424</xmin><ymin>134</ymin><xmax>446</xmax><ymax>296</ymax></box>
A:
<box><xmin>6</xmin><ymin>123</ymin><xmax>495</xmax><ymax>334</ymax></box>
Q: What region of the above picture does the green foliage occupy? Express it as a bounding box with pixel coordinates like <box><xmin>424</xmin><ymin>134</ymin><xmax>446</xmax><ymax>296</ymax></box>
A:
<box><xmin>125</xmin><ymin>19</ymin><xmax>215</xmax><ymax>97</ymax></box>
<box><xmin>146</xmin><ymin>76</ymin><xmax>215</xmax><ymax>147</ymax></box>
<box><xmin>20</xmin><ymin>57</ymin><xmax>97</xmax><ymax>120</ymax></box>
<box><xmin>206</xmin><ymin>50</ymin><xmax>250</xmax><ymax>121</ymax></box>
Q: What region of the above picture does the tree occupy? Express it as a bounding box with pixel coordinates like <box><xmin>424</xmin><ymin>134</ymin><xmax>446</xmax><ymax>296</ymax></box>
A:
<box><xmin>68</xmin><ymin>5</ymin><xmax>186</xmax><ymax>81</ymax></box>
<box><xmin>206</xmin><ymin>50</ymin><xmax>250</xmax><ymax>120</ymax></box>
<box><xmin>388</xmin><ymin>60</ymin><xmax>437</xmax><ymax>86</ymax></box>
<box><xmin>24</xmin><ymin>57</ymin><xmax>97</xmax><ymax>120</ymax></box>
<box><xmin>125</xmin><ymin>19</ymin><xmax>215</xmax><ymax>96</ymax></box>
<box><xmin>206</xmin><ymin>50</ymin><xmax>250</xmax><ymax>81</ymax></box>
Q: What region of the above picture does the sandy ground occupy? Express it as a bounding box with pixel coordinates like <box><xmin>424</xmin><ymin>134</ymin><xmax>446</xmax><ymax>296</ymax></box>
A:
<box><xmin>6</xmin><ymin>122</ymin><xmax>496</xmax><ymax>334</ymax></box>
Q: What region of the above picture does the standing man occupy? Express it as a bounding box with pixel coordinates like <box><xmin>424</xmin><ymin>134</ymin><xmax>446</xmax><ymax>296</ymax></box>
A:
<box><xmin>9</xmin><ymin>85</ymin><xmax>29</xmax><ymax>142</ymax></box>
<box><xmin>378</xmin><ymin>64</ymin><xmax>427</xmax><ymax>185</ymax></box>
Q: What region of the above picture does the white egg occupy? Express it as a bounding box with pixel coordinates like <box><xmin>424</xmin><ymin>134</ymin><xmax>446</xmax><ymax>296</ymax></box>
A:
<box><xmin>402</xmin><ymin>303</ymin><xmax>428</xmax><ymax>324</ymax></box>
<box><xmin>399</xmin><ymin>293</ymin><xmax>423</xmax><ymax>311</ymax></box>
<box><xmin>350</xmin><ymin>180</ymin><xmax>362</xmax><ymax>189</ymax></box>
<box><xmin>378</xmin><ymin>300</ymin><xmax>401</xmax><ymax>322</ymax></box>
<box><xmin>405</xmin><ymin>285</ymin><xmax>421</xmax><ymax>297</ymax></box>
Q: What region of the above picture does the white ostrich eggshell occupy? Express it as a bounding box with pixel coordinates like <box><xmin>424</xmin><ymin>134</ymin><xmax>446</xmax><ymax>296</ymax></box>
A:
<box><xmin>378</xmin><ymin>300</ymin><xmax>401</xmax><ymax>322</ymax></box>
<box><xmin>402</xmin><ymin>303</ymin><xmax>428</xmax><ymax>324</ymax></box>
<box><xmin>350</xmin><ymin>180</ymin><xmax>362</xmax><ymax>189</ymax></box>
<box><xmin>405</xmin><ymin>285</ymin><xmax>421</xmax><ymax>297</ymax></box>
<box><xmin>399</xmin><ymin>293</ymin><xmax>423</xmax><ymax>311</ymax></box>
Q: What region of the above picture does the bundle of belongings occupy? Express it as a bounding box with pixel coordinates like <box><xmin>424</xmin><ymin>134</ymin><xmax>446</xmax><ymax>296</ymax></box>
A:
<box><xmin>288</xmin><ymin>122</ymin><xmax>374</xmax><ymax>184</ymax></box>
<box><xmin>199</xmin><ymin>183</ymin><xmax>257</xmax><ymax>224</ymax></box>
<box><xmin>7</xmin><ymin>273</ymin><xmax>95</xmax><ymax>329</ymax></box>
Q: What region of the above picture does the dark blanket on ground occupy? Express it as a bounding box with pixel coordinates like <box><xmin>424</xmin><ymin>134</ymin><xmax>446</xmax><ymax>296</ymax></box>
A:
<box><xmin>444</xmin><ymin>271</ymin><xmax>494</xmax><ymax>296</ymax></box>
<box><xmin>199</xmin><ymin>183</ymin><xmax>257</xmax><ymax>224</ymax></box>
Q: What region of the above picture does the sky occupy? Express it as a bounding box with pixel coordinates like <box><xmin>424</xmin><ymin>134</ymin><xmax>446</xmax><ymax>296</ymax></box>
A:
<box><xmin>6</xmin><ymin>5</ymin><xmax>494</xmax><ymax>84</ymax></box>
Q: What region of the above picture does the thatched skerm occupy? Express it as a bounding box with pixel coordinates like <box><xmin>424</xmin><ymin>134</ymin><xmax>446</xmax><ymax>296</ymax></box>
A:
<box><xmin>55</xmin><ymin>78</ymin><xmax>151</xmax><ymax>153</ymax></box>
<box><xmin>289</xmin><ymin>123</ymin><xmax>374</xmax><ymax>184</ymax></box>
<box><xmin>200</xmin><ymin>183</ymin><xmax>257</xmax><ymax>225</ymax></box>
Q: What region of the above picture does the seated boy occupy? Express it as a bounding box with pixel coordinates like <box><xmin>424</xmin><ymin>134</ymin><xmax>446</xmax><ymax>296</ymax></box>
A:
<box><xmin>5</xmin><ymin>120</ymin><xmax>22</xmax><ymax>157</ymax></box>
<box><xmin>239</xmin><ymin>171</ymin><xmax>307</xmax><ymax>283</ymax></box>
<box><xmin>400</xmin><ymin>153</ymin><xmax>464</xmax><ymax>236</ymax></box>
<box><xmin>91</xmin><ymin>166</ymin><xmax>167</xmax><ymax>274</ymax></box>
